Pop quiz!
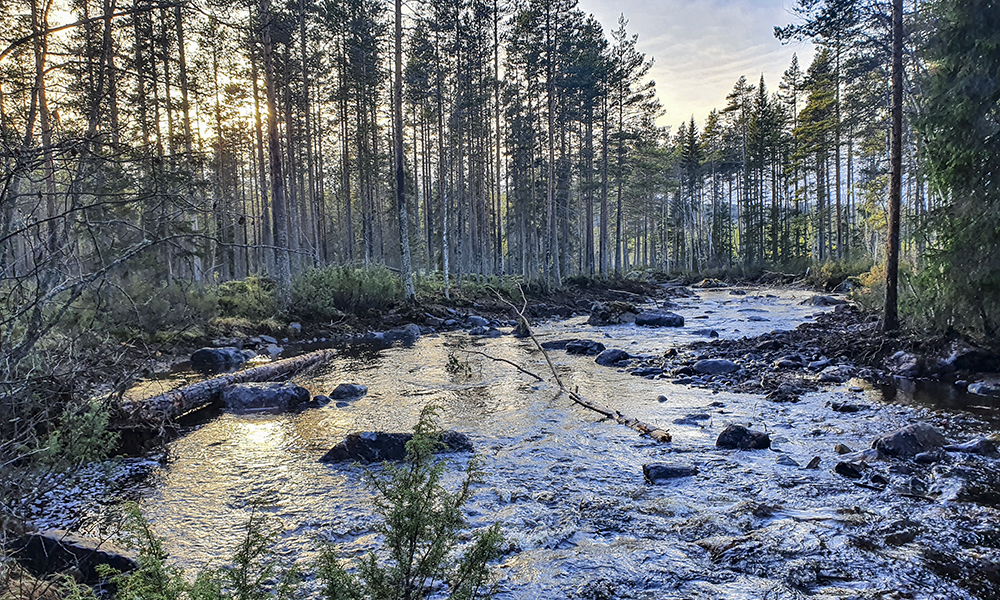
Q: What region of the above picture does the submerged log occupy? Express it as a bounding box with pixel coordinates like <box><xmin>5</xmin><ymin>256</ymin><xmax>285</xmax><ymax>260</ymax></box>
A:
<box><xmin>120</xmin><ymin>349</ymin><xmax>336</xmax><ymax>424</ymax></box>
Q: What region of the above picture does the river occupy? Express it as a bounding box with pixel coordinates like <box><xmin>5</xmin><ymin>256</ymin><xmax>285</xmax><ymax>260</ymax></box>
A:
<box><xmin>31</xmin><ymin>288</ymin><xmax>1000</xmax><ymax>599</ymax></box>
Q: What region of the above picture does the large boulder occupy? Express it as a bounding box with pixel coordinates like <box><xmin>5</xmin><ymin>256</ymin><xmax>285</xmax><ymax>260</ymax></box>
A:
<box><xmin>221</xmin><ymin>382</ymin><xmax>310</xmax><ymax>412</ymax></box>
<box><xmin>565</xmin><ymin>339</ymin><xmax>606</xmax><ymax>356</ymax></box>
<box><xmin>872</xmin><ymin>423</ymin><xmax>948</xmax><ymax>458</ymax></box>
<box><xmin>587</xmin><ymin>301</ymin><xmax>638</xmax><ymax>326</ymax></box>
<box><xmin>320</xmin><ymin>430</ymin><xmax>473</xmax><ymax>463</ymax></box>
<box><xmin>190</xmin><ymin>347</ymin><xmax>246</xmax><ymax>371</ymax></box>
<box><xmin>716</xmin><ymin>424</ymin><xmax>771</xmax><ymax>450</ymax></box>
<box><xmin>9</xmin><ymin>530</ymin><xmax>137</xmax><ymax>585</ymax></box>
<box><xmin>693</xmin><ymin>359</ymin><xmax>740</xmax><ymax>375</ymax></box>
<box><xmin>595</xmin><ymin>348</ymin><xmax>630</xmax><ymax>367</ymax></box>
<box><xmin>331</xmin><ymin>383</ymin><xmax>368</xmax><ymax>399</ymax></box>
<box><xmin>635</xmin><ymin>311</ymin><xmax>685</xmax><ymax>328</ymax></box>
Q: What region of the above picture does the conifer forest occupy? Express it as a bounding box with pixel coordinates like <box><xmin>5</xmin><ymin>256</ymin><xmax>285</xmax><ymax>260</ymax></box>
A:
<box><xmin>2</xmin><ymin>0</ymin><xmax>999</xmax><ymax>337</ymax></box>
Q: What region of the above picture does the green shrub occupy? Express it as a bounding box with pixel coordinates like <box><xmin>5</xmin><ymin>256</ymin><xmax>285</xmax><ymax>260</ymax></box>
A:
<box><xmin>318</xmin><ymin>406</ymin><xmax>503</xmax><ymax>600</ymax></box>
<box><xmin>291</xmin><ymin>266</ymin><xmax>402</xmax><ymax>320</ymax></box>
<box><xmin>216</xmin><ymin>277</ymin><xmax>278</xmax><ymax>321</ymax></box>
<box><xmin>99</xmin><ymin>502</ymin><xmax>297</xmax><ymax>600</ymax></box>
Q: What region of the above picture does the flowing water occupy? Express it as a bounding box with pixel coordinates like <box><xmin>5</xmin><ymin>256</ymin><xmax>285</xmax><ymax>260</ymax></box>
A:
<box><xmin>32</xmin><ymin>289</ymin><xmax>1000</xmax><ymax>599</ymax></box>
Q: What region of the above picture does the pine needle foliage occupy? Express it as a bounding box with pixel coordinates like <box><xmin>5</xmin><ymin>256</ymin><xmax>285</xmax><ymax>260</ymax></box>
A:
<box><xmin>318</xmin><ymin>406</ymin><xmax>503</xmax><ymax>600</ymax></box>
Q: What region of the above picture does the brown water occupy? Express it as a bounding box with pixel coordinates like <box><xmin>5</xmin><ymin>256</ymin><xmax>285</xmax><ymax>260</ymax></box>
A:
<box><xmin>31</xmin><ymin>289</ymin><xmax>1000</xmax><ymax>599</ymax></box>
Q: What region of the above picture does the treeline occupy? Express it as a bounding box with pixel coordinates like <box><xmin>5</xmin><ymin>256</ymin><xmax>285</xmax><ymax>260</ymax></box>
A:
<box><xmin>1</xmin><ymin>0</ymin><xmax>997</xmax><ymax>337</ymax></box>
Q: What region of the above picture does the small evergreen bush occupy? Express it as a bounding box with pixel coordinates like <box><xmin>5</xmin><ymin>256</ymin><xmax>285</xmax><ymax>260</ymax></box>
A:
<box><xmin>216</xmin><ymin>277</ymin><xmax>278</xmax><ymax>321</ymax></box>
<box><xmin>291</xmin><ymin>266</ymin><xmax>402</xmax><ymax>320</ymax></box>
<box><xmin>317</xmin><ymin>406</ymin><xmax>503</xmax><ymax>600</ymax></box>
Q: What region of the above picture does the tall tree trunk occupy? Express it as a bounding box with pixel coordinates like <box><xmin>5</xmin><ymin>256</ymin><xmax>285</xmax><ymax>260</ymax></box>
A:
<box><xmin>260</xmin><ymin>0</ymin><xmax>291</xmax><ymax>306</ymax></box>
<box><xmin>884</xmin><ymin>0</ymin><xmax>903</xmax><ymax>331</ymax></box>
<box><xmin>394</xmin><ymin>0</ymin><xmax>414</xmax><ymax>300</ymax></box>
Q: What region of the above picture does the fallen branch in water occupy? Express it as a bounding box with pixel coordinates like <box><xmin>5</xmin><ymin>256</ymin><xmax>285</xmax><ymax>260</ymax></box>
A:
<box><xmin>459</xmin><ymin>349</ymin><xmax>543</xmax><ymax>382</ymax></box>
<box><xmin>118</xmin><ymin>348</ymin><xmax>337</xmax><ymax>425</ymax></box>
<box><xmin>491</xmin><ymin>287</ymin><xmax>671</xmax><ymax>443</ymax></box>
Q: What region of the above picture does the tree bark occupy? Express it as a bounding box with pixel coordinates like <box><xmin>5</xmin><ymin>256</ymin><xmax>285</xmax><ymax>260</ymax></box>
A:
<box><xmin>883</xmin><ymin>0</ymin><xmax>903</xmax><ymax>332</ymax></box>
<box><xmin>394</xmin><ymin>0</ymin><xmax>414</xmax><ymax>300</ymax></box>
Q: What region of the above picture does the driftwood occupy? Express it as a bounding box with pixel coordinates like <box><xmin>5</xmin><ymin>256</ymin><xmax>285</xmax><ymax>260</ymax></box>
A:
<box><xmin>119</xmin><ymin>349</ymin><xmax>336</xmax><ymax>424</ymax></box>
<box><xmin>497</xmin><ymin>288</ymin><xmax>671</xmax><ymax>443</ymax></box>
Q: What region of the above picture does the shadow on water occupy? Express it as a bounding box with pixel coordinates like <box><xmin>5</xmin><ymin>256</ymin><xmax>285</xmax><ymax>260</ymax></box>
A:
<box><xmin>880</xmin><ymin>378</ymin><xmax>1000</xmax><ymax>426</ymax></box>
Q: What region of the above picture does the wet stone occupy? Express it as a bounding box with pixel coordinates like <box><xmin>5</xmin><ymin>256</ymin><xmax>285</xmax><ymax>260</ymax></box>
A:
<box><xmin>819</xmin><ymin>365</ymin><xmax>855</xmax><ymax>383</ymax></box>
<box><xmin>642</xmin><ymin>463</ymin><xmax>698</xmax><ymax>484</ymax></box>
<box><xmin>872</xmin><ymin>423</ymin><xmax>949</xmax><ymax>458</ymax></box>
<box><xmin>835</xmin><ymin>443</ymin><xmax>854</xmax><ymax>455</ymax></box>
<box><xmin>968</xmin><ymin>381</ymin><xmax>1000</xmax><ymax>397</ymax></box>
<box><xmin>335</xmin><ymin>401</ymin><xmax>350</xmax><ymax>408</ymax></box>
<box><xmin>915</xmin><ymin>449</ymin><xmax>947</xmax><ymax>464</ymax></box>
<box><xmin>566</xmin><ymin>339</ymin><xmax>606</xmax><ymax>356</ymax></box>
<box><xmin>466</xmin><ymin>315</ymin><xmax>490</xmax><ymax>328</ymax></box>
<box><xmin>835</xmin><ymin>461</ymin><xmax>864</xmax><ymax>479</ymax></box>
<box><xmin>221</xmin><ymin>382</ymin><xmax>311</xmax><ymax>412</ymax></box>
<box><xmin>320</xmin><ymin>430</ymin><xmax>473</xmax><ymax>463</ymax></box>
<box><xmin>191</xmin><ymin>347</ymin><xmax>246</xmax><ymax>371</ymax></box>
<box><xmin>831</xmin><ymin>401</ymin><xmax>861</xmax><ymax>413</ymax></box>
<box><xmin>693</xmin><ymin>359</ymin><xmax>740</xmax><ymax>375</ymax></box>
<box><xmin>595</xmin><ymin>348</ymin><xmax>630</xmax><ymax>366</ymax></box>
<box><xmin>630</xmin><ymin>367</ymin><xmax>663</xmax><ymax>377</ymax></box>
<box><xmin>331</xmin><ymin>383</ymin><xmax>368</xmax><ymax>399</ymax></box>
<box><xmin>635</xmin><ymin>311</ymin><xmax>685</xmax><ymax>328</ymax></box>
<box><xmin>672</xmin><ymin>377</ymin><xmax>694</xmax><ymax>385</ymax></box>
<box><xmin>716</xmin><ymin>424</ymin><xmax>771</xmax><ymax>450</ymax></box>
<box><xmin>805</xmin><ymin>456</ymin><xmax>821</xmax><ymax>469</ymax></box>
<box><xmin>945</xmin><ymin>438</ymin><xmax>998</xmax><ymax>456</ymax></box>
<box><xmin>776</xmin><ymin>455</ymin><xmax>800</xmax><ymax>467</ymax></box>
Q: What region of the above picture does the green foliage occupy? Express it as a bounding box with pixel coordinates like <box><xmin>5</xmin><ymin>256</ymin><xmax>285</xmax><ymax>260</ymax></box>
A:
<box><xmin>59</xmin><ymin>280</ymin><xmax>217</xmax><ymax>342</ymax></box>
<box><xmin>291</xmin><ymin>266</ymin><xmax>403</xmax><ymax>320</ymax></box>
<box><xmin>318</xmin><ymin>406</ymin><xmax>503</xmax><ymax>600</ymax></box>
<box><xmin>911</xmin><ymin>0</ymin><xmax>1000</xmax><ymax>337</ymax></box>
<box><xmin>216</xmin><ymin>277</ymin><xmax>279</xmax><ymax>321</ymax></box>
<box><xmin>99</xmin><ymin>502</ymin><xmax>297</xmax><ymax>600</ymax></box>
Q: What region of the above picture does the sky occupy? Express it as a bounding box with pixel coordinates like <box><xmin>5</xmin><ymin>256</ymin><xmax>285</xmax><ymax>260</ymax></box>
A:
<box><xmin>576</xmin><ymin>0</ymin><xmax>814</xmax><ymax>131</ymax></box>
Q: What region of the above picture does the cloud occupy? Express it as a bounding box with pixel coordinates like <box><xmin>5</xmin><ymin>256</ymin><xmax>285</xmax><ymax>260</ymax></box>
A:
<box><xmin>576</xmin><ymin>0</ymin><xmax>814</xmax><ymax>126</ymax></box>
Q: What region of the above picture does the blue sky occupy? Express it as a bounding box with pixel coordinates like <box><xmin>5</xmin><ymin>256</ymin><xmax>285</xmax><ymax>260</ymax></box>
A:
<box><xmin>577</xmin><ymin>0</ymin><xmax>814</xmax><ymax>130</ymax></box>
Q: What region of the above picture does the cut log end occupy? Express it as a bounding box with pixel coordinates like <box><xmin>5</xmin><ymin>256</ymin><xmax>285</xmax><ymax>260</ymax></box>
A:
<box><xmin>648</xmin><ymin>429</ymin><xmax>672</xmax><ymax>443</ymax></box>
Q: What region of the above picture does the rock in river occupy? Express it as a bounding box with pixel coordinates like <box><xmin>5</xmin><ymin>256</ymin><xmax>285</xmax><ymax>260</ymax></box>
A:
<box><xmin>320</xmin><ymin>430</ymin><xmax>473</xmax><ymax>462</ymax></box>
<box><xmin>595</xmin><ymin>348</ymin><xmax>630</xmax><ymax>366</ymax></box>
<box><xmin>693</xmin><ymin>359</ymin><xmax>740</xmax><ymax>375</ymax></box>
<box><xmin>635</xmin><ymin>311</ymin><xmax>685</xmax><ymax>328</ymax></box>
<box><xmin>190</xmin><ymin>346</ymin><xmax>246</xmax><ymax>371</ymax></box>
<box><xmin>331</xmin><ymin>383</ymin><xmax>368</xmax><ymax>399</ymax></box>
<box><xmin>565</xmin><ymin>339</ymin><xmax>606</xmax><ymax>356</ymax></box>
<box><xmin>222</xmin><ymin>382</ymin><xmax>310</xmax><ymax>412</ymax></box>
<box><xmin>587</xmin><ymin>301</ymin><xmax>638</xmax><ymax>325</ymax></box>
<box><xmin>872</xmin><ymin>423</ymin><xmax>948</xmax><ymax>458</ymax></box>
<box><xmin>716</xmin><ymin>424</ymin><xmax>771</xmax><ymax>450</ymax></box>
<box><xmin>643</xmin><ymin>463</ymin><xmax>698</xmax><ymax>484</ymax></box>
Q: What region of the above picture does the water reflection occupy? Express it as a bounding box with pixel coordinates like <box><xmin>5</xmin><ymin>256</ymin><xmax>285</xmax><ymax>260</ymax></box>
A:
<box><xmin>39</xmin><ymin>289</ymin><xmax>1000</xmax><ymax>599</ymax></box>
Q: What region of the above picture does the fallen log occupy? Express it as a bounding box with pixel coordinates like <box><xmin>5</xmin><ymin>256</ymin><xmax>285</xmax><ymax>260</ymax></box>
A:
<box><xmin>119</xmin><ymin>348</ymin><xmax>336</xmax><ymax>424</ymax></box>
